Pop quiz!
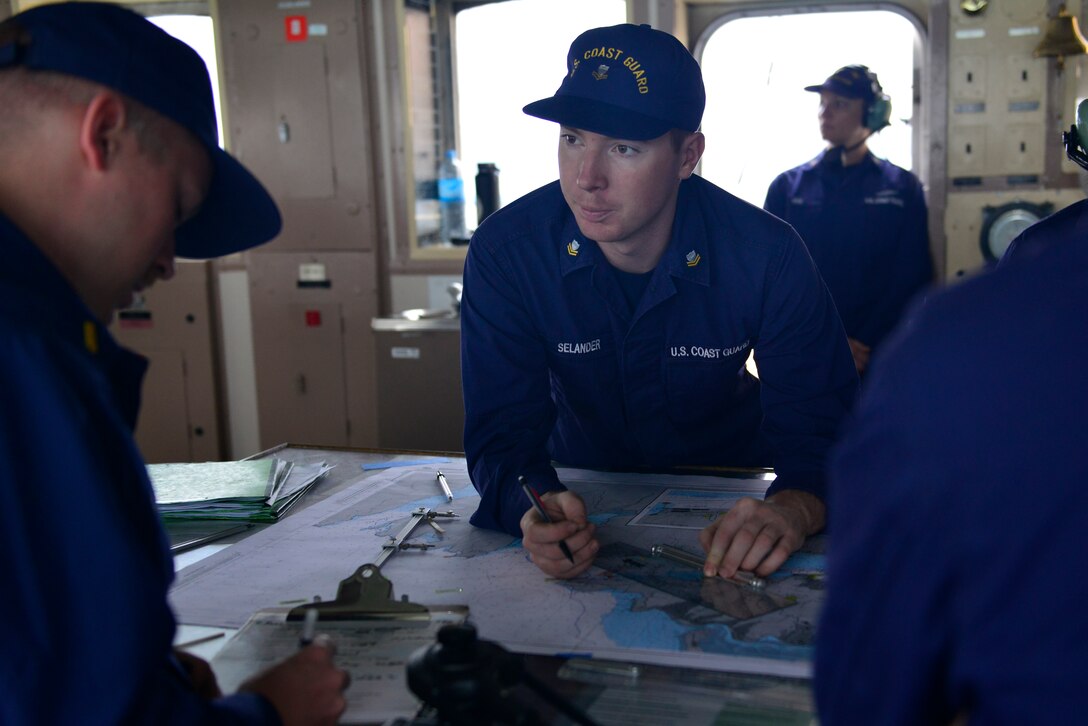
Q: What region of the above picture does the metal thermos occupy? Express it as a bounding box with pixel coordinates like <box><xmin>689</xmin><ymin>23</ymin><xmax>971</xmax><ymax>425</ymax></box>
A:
<box><xmin>475</xmin><ymin>163</ymin><xmax>500</xmax><ymax>225</ymax></box>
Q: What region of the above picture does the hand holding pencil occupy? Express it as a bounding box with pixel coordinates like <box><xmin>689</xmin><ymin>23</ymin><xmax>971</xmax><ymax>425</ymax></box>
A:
<box><xmin>239</xmin><ymin>605</ymin><xmax>350</xmax><ymax>725</ymax></box>
<box><xmin>517</xmin><ymin>476</ymin><xmax>599</xmax><ymax>579</ymax></box>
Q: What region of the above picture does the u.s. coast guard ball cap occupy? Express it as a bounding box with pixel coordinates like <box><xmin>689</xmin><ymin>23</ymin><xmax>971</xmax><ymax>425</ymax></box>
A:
<box><xmin>804</xmin><ymin>65</ymin><xmax>879</xmax><ymax>103</ymax></box>
<box><xmin>523</xmin><ymin>23</ymin><xmax>705</xmax><ymax>141</ymax></box>
<box><xmin>0</xmin><ymin>2</ymin><xmax>281</xmax><ymax>259</ymax></box>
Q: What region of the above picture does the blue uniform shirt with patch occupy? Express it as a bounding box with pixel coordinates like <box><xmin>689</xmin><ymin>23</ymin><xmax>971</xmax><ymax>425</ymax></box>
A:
<box><xmin>765</xmin><ymin>149</ymin><xmax>933</xmax><ymax>353</ymax></box>
<box><xmin>0</xmin><ymin>214</ymin><xmax>278</xmax><ymax>724</ymax></box>
<box><xmin>461</xmin><ymin>176</ymin><xmax>858</xmax><ymax>536</ymax></box>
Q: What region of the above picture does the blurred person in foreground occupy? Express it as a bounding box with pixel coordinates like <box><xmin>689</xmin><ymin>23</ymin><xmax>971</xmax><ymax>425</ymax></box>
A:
<box><xmin>816</xmin><ymin>108</ymin><xmax>1088</xmax><ymax>724</ymax></box>
<box><xmin>0</xmin><ymin>4</ymin><xmax>347</xmax><ymax>724</ymax></box>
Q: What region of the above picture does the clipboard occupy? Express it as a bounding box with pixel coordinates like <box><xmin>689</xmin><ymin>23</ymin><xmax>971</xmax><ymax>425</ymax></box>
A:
<box><xmin>211</xmin><ymin>563</ymin><xmax>469</xmax><ymax>723</ymax></box>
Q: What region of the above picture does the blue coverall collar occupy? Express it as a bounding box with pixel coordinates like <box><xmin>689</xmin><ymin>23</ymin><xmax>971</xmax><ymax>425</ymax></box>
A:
<box><xmin>814</xmin><ymin>147</ymin><xmax>878</xmax><ymax>171</ymax></box>
<box><xmin>0</xmin><ymin>212</ymin><xmax>148</xmax><ymax>426</ymax></box>
<box><xmin>1</xmin><ymin>214</ymin><xmax>109</xmax><ymax>352</ymax></box>
<box><xmin>557</xmin><ymin>177</ymin><xmax>711</xmax><ymax>289</ymax></box>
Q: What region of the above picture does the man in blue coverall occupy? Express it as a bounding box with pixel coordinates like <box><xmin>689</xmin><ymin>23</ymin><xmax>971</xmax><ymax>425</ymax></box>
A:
<box><xmin>0</xmin><ymin>4</ymin><xmax>347</xmax><ymax>724</ymax></box>
<box><xmin>460</xmin><ymin>23</ymin><xmax>858</xmax><ymax>580</ymax></box>
<box><xmin>816</xmin><ymin>198</ymin><xmax>1088</xmax><ymax>724</ymax></box>
<box><xmin>765</xmin><ymin>65</ymin><xmax>933</xmax><ymax>375</ymax></box>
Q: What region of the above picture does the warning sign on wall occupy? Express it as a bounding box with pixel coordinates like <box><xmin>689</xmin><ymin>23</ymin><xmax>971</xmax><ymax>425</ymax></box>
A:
<box><xmin>285</xmin><ymin>15</ymin><xmax>308</xmax><ymax>42</ymax></box>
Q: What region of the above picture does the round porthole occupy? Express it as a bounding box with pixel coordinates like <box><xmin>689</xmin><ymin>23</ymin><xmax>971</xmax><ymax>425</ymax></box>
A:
<box><xmin>979</xmin><ymin>201</ymin><xmax>1053</xmax><ymax>263</ymax></box>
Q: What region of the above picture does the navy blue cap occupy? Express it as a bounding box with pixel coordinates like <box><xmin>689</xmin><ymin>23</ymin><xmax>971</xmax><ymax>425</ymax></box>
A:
<box><xmin>804</xmin><ymin>65</ymin><xmax>880</xmax><ymax>103</ymax></box>
<box><xmin>523</xmin><ymin>23</ymin><xmax>705</xmax><ymax>141</ymax></box>
<box><xmin>0</xmin><ymin>2</ymin><xmax>281</xmax><ymax>259</ymax></box>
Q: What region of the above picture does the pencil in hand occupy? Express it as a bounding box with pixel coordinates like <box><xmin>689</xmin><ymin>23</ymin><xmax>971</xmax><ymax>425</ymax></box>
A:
<box><xmin>519</xmin><ymin>475</ymin><xmax>576</xmax><ymax>564</ymax></box>
<box><xmin>299</xmin><ymin>606</ymin><xmax>319</xmax><ymax>648</ymax></box>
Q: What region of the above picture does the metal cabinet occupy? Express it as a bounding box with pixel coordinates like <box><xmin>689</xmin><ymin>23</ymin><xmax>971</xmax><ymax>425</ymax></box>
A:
<box><xmin>372</xmin><ymin>315</ymin><xmax>463</xmax><ymax>452</ymax></box>
<box><xmin>249</xmin><ymin>252</ymin><xmax>378</xmax><ymax>449</ymax></box>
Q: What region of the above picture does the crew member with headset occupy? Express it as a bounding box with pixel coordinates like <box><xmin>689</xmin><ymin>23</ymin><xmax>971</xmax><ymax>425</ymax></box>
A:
<box><xmin>764</xmin><ymin>65</ymin><xmax>934</xmax><ymax>376</ymax></box>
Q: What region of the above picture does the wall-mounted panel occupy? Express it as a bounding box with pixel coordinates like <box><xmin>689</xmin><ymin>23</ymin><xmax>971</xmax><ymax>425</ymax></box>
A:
<box><xmin>950</xmin><ymin>55</ymin><xmax>987</xmax><ymax>100</ymax></box>
<box><xmin>219</xmin><ymin>0</ymin><xmax>379</xmax><ymax>253</ymax></box>
<box><xmin>273</xmin><ymin>43</ymin><xmax>336</xmax><ymax>199</ymax></box>
<box><xmin>1005</xmin><ymin>56</ymin><xmax>1044</xmax><ymax>101</ymax></box>
<box><xmin>948</xmin><ymin>125</ymin><xmax>988</xmax><ymax>177</ymax></box>
<box><xmin>1004</xmin><ymin>122</ymin><xmax>1045</xmax><ymax>175</ymax></box>
<box><xmin>248</xmin><ymin>252</ymin><xmax>378</xmax><ymax>449</ymax></box>
<box><xmin>948</xmin><ymin>0</ymin><xmax>1049</xmax><ymax>182</ymax></box>
<box><xmin>110</xmin><ymin>261</ymin><xmax>222</xmax><ymax>463</ymax></box>
<box><xmin>943</xmin><ymin>188</ymin><xmax>1084</xmax><ymax>280</ymax></box>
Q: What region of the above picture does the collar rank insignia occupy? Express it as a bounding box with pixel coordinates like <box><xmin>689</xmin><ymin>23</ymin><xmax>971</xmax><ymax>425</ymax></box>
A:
<box><xmin>685</xmin><ymin>250</ymin><xmax>701</xmax><ymax>268</ymax></box>
<box><xmin>83</xmin><ymin>320</ymin><xmax>99</xmax><ymax>354</ymax></box>
<box><xmin>567</xmin><ymin>239</ymin><xmax>581</xmax><ymax>256</ymax></box>
<box><xmin>592</xmin><ymin>64</ymin><xmax>609</xmax><ymax>81</ymax></box>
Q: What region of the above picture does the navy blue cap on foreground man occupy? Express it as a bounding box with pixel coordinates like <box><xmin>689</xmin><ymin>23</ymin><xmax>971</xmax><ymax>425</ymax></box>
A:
<box><xmin>0</xmin><ymin>4</ymin><xmax>346</xmax><ymax>724</ymax></box>
<box><xmin>460</xmin><ymin>23</ymin><xmax>857</xmax><ymax>580</ymax></box>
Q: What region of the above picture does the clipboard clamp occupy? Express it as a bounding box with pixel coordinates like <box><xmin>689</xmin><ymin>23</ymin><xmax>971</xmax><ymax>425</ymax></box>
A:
<box><xmin>286</xmin><ymin>507</ymin><xmax>468</xmax><ymax>622</ymax></box>
<box><xmin>286</xmin><ymin>563</ymin><xmax>430</xmax><ymax>622</ymax></box>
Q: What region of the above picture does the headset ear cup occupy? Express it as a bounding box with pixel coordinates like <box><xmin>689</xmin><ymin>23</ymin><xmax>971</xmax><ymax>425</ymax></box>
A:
<box><xmin>867</xmin><ymin>95</ymin><xmax>892</xmax><ymax>131</ymax></box>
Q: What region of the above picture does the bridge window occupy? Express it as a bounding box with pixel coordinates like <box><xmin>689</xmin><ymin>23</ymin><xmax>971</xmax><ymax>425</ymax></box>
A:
<box><xmin>452</xmin><ymin>0</ymin><xmax>626</xmax><ymax>235</ymax></box>
<box><xmin>148</xmin><ymin>14</ymin><xmax>224</xmax><ymax>148</ymax></box>
<box><xmin>698</xmin><ymin>10</ymin><xmax>920</xmax><ymax>207</ymax></box>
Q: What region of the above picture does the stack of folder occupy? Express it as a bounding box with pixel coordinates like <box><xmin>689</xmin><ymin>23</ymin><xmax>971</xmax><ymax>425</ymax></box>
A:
<box><xmin>148</xmin><ymin>458</ymin><xmax>333</xmax><ymax>523</ymax></box>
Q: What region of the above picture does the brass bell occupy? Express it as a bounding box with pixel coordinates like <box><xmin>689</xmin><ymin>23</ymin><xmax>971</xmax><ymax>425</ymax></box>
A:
<box><xmin>1034</xmin><ymin>4</ymin><xmax>1088</xmax><ymax>72</ymax></box>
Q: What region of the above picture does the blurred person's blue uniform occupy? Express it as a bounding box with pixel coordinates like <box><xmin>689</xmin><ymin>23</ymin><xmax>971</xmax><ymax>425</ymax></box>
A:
<box><xmin>0</xmin><ymin>217</ymin><xmax>277</xmax><ymax>724</ymax></box>
<box><xmin>766</xmin><ymin>66</ymin><xmax>933</xmax><ymax>374</ymax></box>
<box><xmin>817</xmin><ymin>121</ymin><xmax>1088</xmax><ymax>722</ymax></box>
<box><xmin>0</xmin><ymin>4</ymin><xmax>346</xmax><ymax>723</ymax></box>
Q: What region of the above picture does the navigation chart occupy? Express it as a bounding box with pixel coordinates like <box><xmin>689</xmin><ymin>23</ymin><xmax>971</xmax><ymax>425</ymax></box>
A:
<box><xmin>172</xmin><ymin>463</ymin><xmax>826</xmax><ymax>678</ymax></box>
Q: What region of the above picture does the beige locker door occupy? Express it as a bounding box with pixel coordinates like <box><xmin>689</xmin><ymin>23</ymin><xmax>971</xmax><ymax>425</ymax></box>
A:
<box><xmin>248</xmin><ymin>251</ymin><xmax>378</xmax><ymax>450</ymax></box>
<box><xmin>254</xmin><ymin>302</ymin><xmax>350</xmax><ymax>448</ymax></box>
<box><xmin>134</xmin><ymin>349</ymin><xmax>192</xmax><ymax>463</ymax></box>
<box><xmin>111</xmin><ymin>261</ymin><xmax>222</xmax><ymax>463</ymax></box>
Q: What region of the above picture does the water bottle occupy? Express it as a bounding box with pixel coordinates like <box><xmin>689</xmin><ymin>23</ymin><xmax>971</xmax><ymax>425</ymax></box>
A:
<box><xmin>438</xmin><ymin>149</ymin><xmax>467</xmax><ymax>243</ymax></box>
<box><xmin>475</xmin><ymin>162</ymin><xmax>500</xmax><ymax>225</ymax></box>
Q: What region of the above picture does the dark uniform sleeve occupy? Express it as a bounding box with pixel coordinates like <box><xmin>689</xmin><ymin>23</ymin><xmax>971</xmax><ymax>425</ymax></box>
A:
<box><xmin>815</xmin><ymin>326</ymin><xmax>957</xmax><ymax>724</ymax></box>
<box><xmin>999</xmin><ymin>198</ymin><xmax>1087</xmax><ymax>267</ymax></box>
<box><xmin>460</xmin><ymin>231</ymin><xmax>564</xmax><ymax>536</ymax></box>
<box><xmin>0</xmin><ymin>331</ymin><xmax>279</xmax><ymax>725</ymax></box>
<box><xmin>820</xmin><ymin>240</ymin><xmax>1088</xmax><ymax>723</ymax></box>
<box><xmin>752</xmin><ymin>227</ymin><xmax>857</xmax><ymax>503</ymax></box>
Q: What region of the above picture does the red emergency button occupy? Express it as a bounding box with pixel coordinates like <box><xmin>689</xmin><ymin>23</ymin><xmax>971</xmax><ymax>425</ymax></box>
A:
<box><xmin>305</xmin><ymin>310</ymin><xmax>321</xmax><ymax>327</ymax></box>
